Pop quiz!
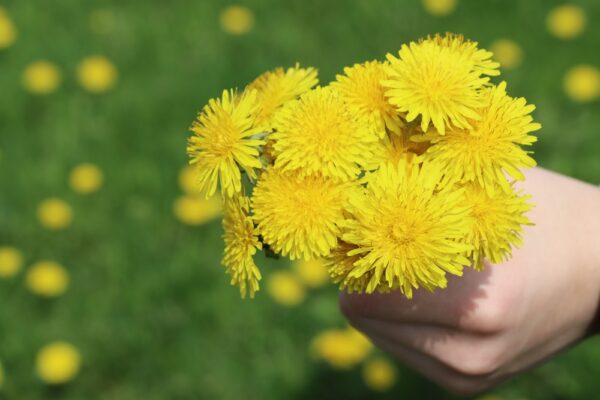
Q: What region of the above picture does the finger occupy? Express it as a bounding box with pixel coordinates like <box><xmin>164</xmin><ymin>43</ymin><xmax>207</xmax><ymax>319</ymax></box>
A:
<box><xmin>367</xmin><ymin>331</ymin><xmax>499</xmax><ymax>396</ymax></box>
<box><xmin>352</xmin><ymin>317</ymin><xmax>506</xmax><ymax>377</ymax></box>
<box><xmin>340</xmin><ymin>261</ymin><xmax>516</xmax><ymax>332</ymax></box>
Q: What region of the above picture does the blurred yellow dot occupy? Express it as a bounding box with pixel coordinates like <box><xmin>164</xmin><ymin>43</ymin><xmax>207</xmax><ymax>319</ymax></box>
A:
<box><xmin>310</xmin><ymin>328</ymin><xmax>372</xmax><ymax>369</ymax></box>
<box><xmin>0</xmin><ymin>246</ymin><xmax>23</xmax><ymax>278</ymax></box>
<box><xmin>490</xmin><ymin>39</ymin><xmax>523</xmax><ymax>70</ymax></box>
<box><xmin>26</xmin><ymin>261</ymin><xmax>69</xmax><ymax>297</ymax></box>
<box><xmin>0</xmin><ymin>7</ymin><xmax>17</xmax><ymax>49</ymax></box>
<box><xmin>547</xmin><ymin>4</ymin><xmax>586</xmax><ymax>40</ymax></box>
<box><xmin>37</xmin><ymin>198</ymin><xmax>73</xmax><ymax>230</ymax></box>
<box><xmin>36</xmin><ymin>342</ymin><xmax>81</xmax><ymax>385</ymax></box>
<box><xmin>422</xmin><ymin>0</ymin><xmax>457</xmax><ymax>16</ymax></box>
<box><xmin>564</xmin><ymin>64</ymin><xmax>600</xmax><ymax>103</ymax></box>
<box><xmin>69</xmin><ymin>163</ymin><xmax>103</xmax><ymax>194</ymax></box>
<box><xmin>22</xmin><ymin>61</ymin><xmax>62</xmax><ymax>95</ymax></box>
<box><xmin>173</xmin><ymin>195</ymin><xmax>222</xmax><ymax>225</ymax></box>
<box><xmin>77</xmin><ymin>56</ymin><xmax>117</xmax><ymax>93</ymax></box>
<box><xmin>0</xmin><ymin>360</ymin><xmax>4</xmax><ymax>389</ymax></box>
<box><xmin>89</xmin><ymin>9</ymin><xmax>115</xmax><ymax>35</ymax></box>
<box><xmin>294</xmin><ymin>258</ymin><xmax>328</xmax><ymax>288</ymax></box>
<box><xmin>362</xmin><ymin>357</ymin><xmax>397</xmax><ymax>392</ymax></box>
<box><xmin>220</xmin><ymin>5</ymin><xmax>254</xmax><ymax>35</ymax></box>
<box><xmin>178</xmin><ymin>165</ymin><xmax>201</xmax><ymax>195</ymax></box>
<box><xmin>267</xmin><ymin>271</ymin><xmax>305</xmax><ymax>307</ymax></box>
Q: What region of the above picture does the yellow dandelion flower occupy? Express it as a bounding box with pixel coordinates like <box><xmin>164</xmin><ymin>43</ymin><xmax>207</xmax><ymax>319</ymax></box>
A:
<box><xmin>26</xmin><ymin>261</ymin><xmax>69</xmax><ymax>297</ymax></box>
<box><xmin>69</xmin><ymin>163</ymin><xmax>103</xmax><ymax>194</ymax></box>
<box><xmin>564</xmin><ymin>64</ymin><xmax>600</xmax><ymax>103</ymax></box>
<box><xmin>247</xmin><ymin>64</ymin><xmax>318</xmax><ymax>128</ymax></box>
<box><xmin>77</xmin><ymin>56</ymin><xmax>117</xmax><ymax>93</ymax></box>
<box><xmin>220</xmin><ymin>5</ymin><xmax>254</xmax><ymax>35</ymax></box>
<box><xmin>36</xmin><ymin>342</ymin><xmax>81</xmax><ymax>385</ymax></box>
<box><xmin>463</xmin><ymin>183</ymin><xmax>533</xmax><ymax>270</ymax></box>
<box><xmin>173</xmin><ymin>195</ymin><xmax>222</xmax><ymax>226</ymax></box>
<box><xmin>490</xmin><ymin>39</ymin><xmax>524</xmax><ymax>70</ymax></box>
<box><xmin>383</xmin><ymin>34</ymin><xmax>500</xmax><ymax>135</ymax></box>
<box><xmin>0</xmin><ymin>7</ymin><xmax>17</xmax><ymax>49</ymax></box>
<box><xmin>547</xmin><ymin>4</ymin><xmax>586</xmax><ymax>40</ymax></box>
<box><xmin>188</xmin><ymin>89</ymin><xmax>265</xmax><ymax>198</ymax></box>
<box><xmin>362</xmin><ymin>357</ymin><xmax>397</xmax><ymax>392</ymax></box>
<box><xmin>327</xmin><ymin>241</ymin><xmax>374</xmax><ymax>294</ymax></box>
<box><xmin>267</xmin><ymin>271</ymin><xmax>306</xmax><ymax>306</ymax></box>
<box><xmin>272</xmin><ymin>86</ymin><xmax>377</xmax><ymax>180</ymax></box>
<box><xmin>22</xmin><ymin>61</ymin><xmax>62</xmax><ymax>95</ymax></box>
<box><xmin>422</xmin><ymin>0</ymin><xmax>457</xmax><ymax>17</ymax></box>
<box><xmin>341</xmin><ymin>161</ymin><xmax>472</xmax><ymax>298</ymax></box>
<box><xmin>423</xmin><ymin>82</ymin><xmax>540</xmax><ymax>193</ymax></box>
<box><xmin>0</xmin><ymin>246</ymin><xmax>23</xmax><ymax>278</ymax></box>
<box><xmin>332</xmin><ymin>60</ymin><xmax>403</xmax><ymax>137</ymax></box>
<box><xmin>251</xmin><ymin>167</ymin><xmax>348</xmax><ymax>260</ymax></box>
<box><xmin>293</xmin><ymin>258</ymin><xmax>328</xmax><ymax>288</ymax></box>
<box><xmin>370</xmin><ymin>129</ymin><xmax>428</xmax><ymax>169</ymax></box>
<box><xmin>37</xmin><ymin>198</ymin><xmax>73</xmax><ymax>230</ymax></box>
<box><xmin>178</xmin><ymin>165</ymin><xmax>201</xmax><ymax>195</ymax></box>
<box><xmin>310</xmin><ymin>328</ymin><xmax>372</xmax><ymax>369</ymax></box>
<box><xmin>222</xmin><ymin>195</ymin><xmax>262</xmax><ymax>298</ymax></box>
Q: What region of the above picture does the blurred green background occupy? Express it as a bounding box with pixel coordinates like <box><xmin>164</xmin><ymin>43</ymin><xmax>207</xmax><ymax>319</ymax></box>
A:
<box><xmin>0</xmin><ymin>0</ymin><xmax>599</xmax><ymax>399</ymax></box>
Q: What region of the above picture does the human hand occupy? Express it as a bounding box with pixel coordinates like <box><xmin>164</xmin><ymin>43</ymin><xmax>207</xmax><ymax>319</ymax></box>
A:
<box><xmin>340</xmin><ymin>167</ymin><xmax>600</xmax><ymax>396</ymax></box>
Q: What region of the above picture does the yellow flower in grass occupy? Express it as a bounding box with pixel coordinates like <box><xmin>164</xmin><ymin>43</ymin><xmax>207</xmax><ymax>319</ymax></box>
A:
<box><xmin>272</xmin><ymin>86</ymin><xmax>377</xmax><ymax>181</ymax></box>
<box><xmin>294</xmin><ymin>258</ymin><xmax>328</xmax><ymax>288</ymax></box>
<box><xmin>22</xmin><ymin>61</ymin><xmax>62</xmax><ymax>95</ymax></box>
<box><xmin>332</xmin><ymin>60</ymin><xmax>403</xmax><ymax>137</ymax></box>
<box><xmin>174</xmin><ymin>195</ymin><xmax>222</xmax><ymax>225</ymax></box>
<box><xmin>220</xmin><ymin>5</ymin><xmax>254</xmax><ymax>35</ymax></box>
<box><xmin>564</xmin><ymin>65</ymin><xmax>600</xmax><ymax>103</ymax></box>
<box><xmin>36</xmin><ymin>342</ymin><xmax>81</xmax><ymax>384</ymax></box>
<box><xmin>0</xmin><ymin>360</ymin><xmax>4</xmax><ymax>389</ymax></box>
<box><xmin>188</xmin><ymin>89</ymin><xmax>265</xmax><ymax>198</ymax></box>
<box><xmin>547</xmin><ymin>4</ymin><xmax>586</xmax><ymax>40</ymax></box>
<box><xmin>363</xmin><ymin>357</ymin><xmax>397</xmax><ymax>392</ymax></box>
<box><xmin>341</xmin><ymin>161</ymin><xmax>472</xmax><ymax>298</ymax></box>
<box><xmin>383</xmin><ymin>33</ymin><xmax>500</xmax><ymax>135</ymax></box>
<box><xmin>77</xmin><ymin>56</ymin><xmax>117</xmax><ymax>93</ymax></box>
<box><xmin>463</xmin><ymin>183</ymin><xmax>533</xmax><ymax>270</ymax></box>
<box><xmin>69</xmin><ymin>163</ymin><xmax>103</xmax><ymax>194</ymax></box>
<box><xmin>37</xmin><ymin>198</ymin><xmax>73</xmax><ymax>230</ymax></box>
<box><xmin>267</xmin><ymin>271</ymin><xmax>305</xmax><ymax>306</ymax></box>
<box><xmin>490</xmin><ymin>39</ymin><xmax>523</xmax><ymax>70</ymax></box>
<box><xmin>247</xmin><ymin>64</ymin><xmax>318</xmax><ymax>128</ymax></box>
<box><xmin>423</xmin><ymin>82</ymin><xmax>540</xmax><ymax>194</ymax></box>
<box><xmin>222</xmin><ymin>195</ymin><xmax>262</xmax><ymax>298</ymax></box>
<box><xmin>311</xmin><ymin>328</ymin><xmax>372</xmax><ymax>369</ymax></box>
<box><xmin>422</xmin><ymin>0</ymin><xmax>457</xmax><ymax>17</ymax></box>
<box><xmin>178</xmin><ymin>165</ymin><xmax>202</xmax><ymax>195</ymax></box>
<box><xmin>26</xmin><ymin>261</ymin><xmax>69</xmax><ymax>297</ymax></box>
<box><xmin>0</xmin><ymin>7</ymin><xmax>17</xmax><ymax>49</ymax></box>
<box><xmin>0</xmin><ymin>246</ymin><xmax>23</xmax><ymax>278</ymax></box>
<box><xmin>251</xmin><ymin>167</ymin><xmax>348</xmax><ymax>260</ymax></box>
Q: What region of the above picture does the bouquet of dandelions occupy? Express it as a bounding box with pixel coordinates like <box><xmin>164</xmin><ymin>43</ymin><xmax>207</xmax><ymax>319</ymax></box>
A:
<box><xmin>187</xmin><ymin>33</ymin><xmax>540</xmax><ymax>299</ymax></box>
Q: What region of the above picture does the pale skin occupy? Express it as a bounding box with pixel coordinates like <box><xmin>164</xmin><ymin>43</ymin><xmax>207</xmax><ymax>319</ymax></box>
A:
<box><xmin>340</xmin><ymin>167</ymin><xmax>600</xmax><ymax>396</ymax></box>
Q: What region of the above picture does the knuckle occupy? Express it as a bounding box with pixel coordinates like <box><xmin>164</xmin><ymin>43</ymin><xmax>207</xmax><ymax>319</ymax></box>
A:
<box><xmin>445</xmin><ymin>346</ymin><xmax>503</xmax><ymax>376</ymax></box>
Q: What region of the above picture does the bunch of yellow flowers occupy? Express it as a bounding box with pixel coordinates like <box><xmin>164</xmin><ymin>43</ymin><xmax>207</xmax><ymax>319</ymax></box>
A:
<box><xmin>187</xmin><ymin>33</ymin><xmax>540</xmax><ymax>299</ymax></box>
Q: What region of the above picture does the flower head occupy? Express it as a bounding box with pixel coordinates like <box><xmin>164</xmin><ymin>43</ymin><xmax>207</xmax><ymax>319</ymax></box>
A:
<box><xmin>69</xmin><ymin>163</ymin><xmax>103</xmax><ymax>194</ymax></box>
<box><xmin>463</xmin><ymin>183</ymin><xmax>533</xmax><ymax>270</ymax></box>
<box><xmin>341</xmin><ymin>161</ymin><xmax>472</xmax><ymax>297</ymax></box>
<box><xmin>187</xmin><ymin>89</ymin><xmax>265</xmax><ymax>198</ymax></box>
<box><xmin>0</xmin><ymin>247</ymin><xmax>23</xmax><ymax>278</ymax></box>
<box><xmin>332</xmin><ymin>61</ymin><xmax>402</xmax><ymax>137</ymax></box>
<box><xmin>423</xmin><ymin>82</ymin><xmax>540</xmax><ymax>193</ymax></box>
<box><xmin>222</xmin><ymin>195</ymin><xmax>262</xmax><ymax>298</ymax></box>
<box><xmin>36</xmin><ymin>342</ymin><xmax>81</xmax><ymax>385</ymax></box>
<box><xmin>247</xmin><ymin>64</ymin><xmax>318</xmax><ymax>128</ymax></box>
<box><xmin>251</xmin><ymin>167</ymin><xmax>348</xmax><ymax>260</ymax></box>
<box><xmin>383</xmin><ymin>33</ymin><xmax>499</xmax><ymax>135</ymax></box>
<box><xmin>22</xmin><ymin>61</ymin><xmax>62</xmax><ymax>95</ymax></box>
<box><xmin>311</xmin><ymin>328</ymin><xmax>372</xmax><ymax>369</ymax></box>
<box><xmin>77</xmin><ymin>56</ymin><xmax>117</xmax><ymax>93</ymax></box>
<box><xmin>26</xmin><ymin>261</ymin><xmax>69</xmax><ymax>297</ymax></box>
<box><xmin>266</xmin><ymin>271</ymin><xmax>306</xmax><ymax>306</ymax></box>
<box><xmin>271</xmin><ymin>86</ymin><xmax>377</xmax><ymax>181</ymax></box>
